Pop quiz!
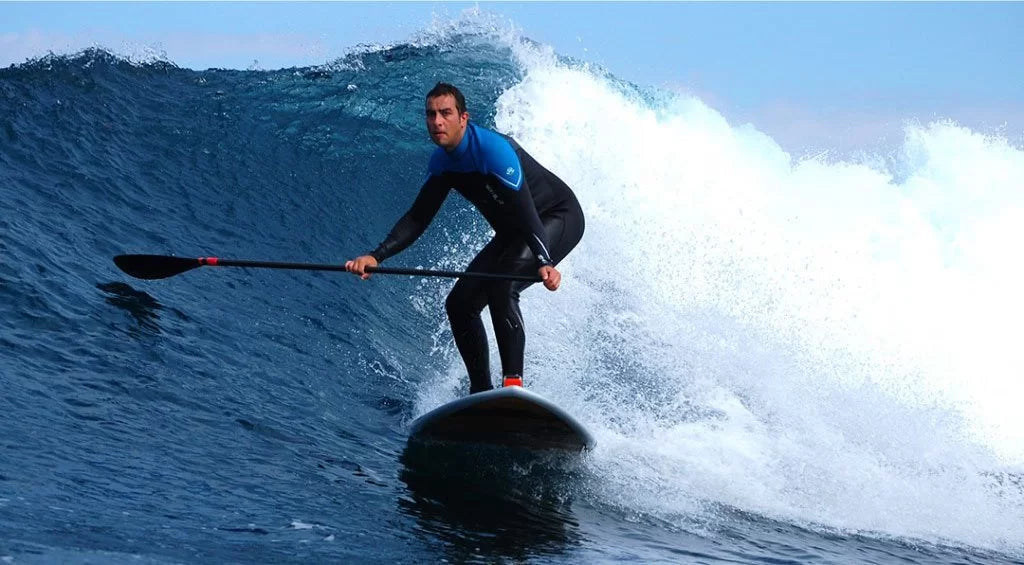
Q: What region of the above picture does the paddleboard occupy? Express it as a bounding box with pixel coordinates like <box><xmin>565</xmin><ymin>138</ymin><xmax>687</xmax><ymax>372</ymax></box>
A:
<box><xmin>408</xmin><ymin>386</ymin><xmax>595</xmax><ymax>452</ymax></box>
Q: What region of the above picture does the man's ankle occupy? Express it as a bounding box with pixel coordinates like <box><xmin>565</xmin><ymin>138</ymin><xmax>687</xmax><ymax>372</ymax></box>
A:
<box><xmin>469</xmin><ymin>383</ymin><xmax>494</xmax><ymax>394</ymax></box>
<box><xmin>502</xmin><ymin>375</ymin><xmax>523</xmax><ymax>388</ymax></box>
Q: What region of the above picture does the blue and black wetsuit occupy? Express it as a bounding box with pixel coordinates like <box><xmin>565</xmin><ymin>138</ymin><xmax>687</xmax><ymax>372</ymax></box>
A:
<box><xmin>369</xmin><ymin>121</ymin><xmax>585</xmax><ymax>393</ymax></box>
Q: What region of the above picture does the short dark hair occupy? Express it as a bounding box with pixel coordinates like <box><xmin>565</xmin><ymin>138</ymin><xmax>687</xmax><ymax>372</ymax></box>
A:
<box><xmin>426</xmin><ymin>82</ymin><xmax>467</xmax><ymax>114</ymax></box>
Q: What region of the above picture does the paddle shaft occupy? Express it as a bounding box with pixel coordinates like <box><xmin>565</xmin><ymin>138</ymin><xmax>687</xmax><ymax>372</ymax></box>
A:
<box><xmin>188</xmin><ymin>256</ymin><xmax>541</xmax><ymax>282</ymax></box>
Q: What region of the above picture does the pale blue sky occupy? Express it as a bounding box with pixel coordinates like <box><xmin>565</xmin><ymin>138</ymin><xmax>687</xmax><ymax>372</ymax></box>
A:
<box><xmin>3</xmin><ymin>2</ymin><xmax>1022</xmax><ymax>153</ymax></box>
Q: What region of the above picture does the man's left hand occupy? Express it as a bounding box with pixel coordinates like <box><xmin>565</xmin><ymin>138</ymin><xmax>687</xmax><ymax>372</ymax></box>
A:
<box><xmin>538</xmin><ymin>265</ymin><xmax>561</xmax><ymax>291</ymax></box>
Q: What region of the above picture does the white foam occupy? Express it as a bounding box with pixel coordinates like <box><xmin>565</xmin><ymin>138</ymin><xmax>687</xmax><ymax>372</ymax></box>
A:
<box><xmin>485</xmin><ymin>36</ymin><xmax>1024</xmax><ymax>554</ymax></box>
<box><xmin>397</xmin><ymin>13</ymin><xmax>1024</xmax><ymax>554</ymax></box>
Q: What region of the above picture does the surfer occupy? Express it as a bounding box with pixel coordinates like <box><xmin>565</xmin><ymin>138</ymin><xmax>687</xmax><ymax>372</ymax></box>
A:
<box><xmin>345</xmin><ymin>82</ymin><xmax>585</xmax><ymax>394</ymax></box>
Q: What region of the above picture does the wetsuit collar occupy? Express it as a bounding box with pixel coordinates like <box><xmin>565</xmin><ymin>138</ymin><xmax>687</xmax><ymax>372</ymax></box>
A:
<box><xmin>446</xmin><ymin>121</ymin><xmax>473</xmax><ymax>159</ymax></box>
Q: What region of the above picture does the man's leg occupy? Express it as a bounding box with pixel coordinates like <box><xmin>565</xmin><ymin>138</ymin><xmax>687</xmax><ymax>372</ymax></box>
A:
<box><xmin>486</xmin><ymin>213</ymin><xmax>585</xmax><ymax>384</ymax></box>
<box><xmin>445</xmin><ymin>235</ymin><xmax>515</xmax><ymax>393</ymax></box>
<box><xmin>445</xmin><ymin>280</ymin><xmax>491</xmax><ymax>393</ymax></box>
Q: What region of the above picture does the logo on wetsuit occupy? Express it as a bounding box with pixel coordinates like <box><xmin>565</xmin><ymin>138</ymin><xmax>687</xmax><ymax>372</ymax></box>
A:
<box><xmin>484</xmin><ymin>182</ymin><xmax>505</xmax><ymax>205</ymax></box>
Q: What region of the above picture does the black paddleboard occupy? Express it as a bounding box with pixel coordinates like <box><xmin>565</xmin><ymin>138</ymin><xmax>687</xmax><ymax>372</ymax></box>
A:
<box><xmin>408</xmin><ymin>386</ymin><xmax>595</xmax><ymax>452</ymax></box>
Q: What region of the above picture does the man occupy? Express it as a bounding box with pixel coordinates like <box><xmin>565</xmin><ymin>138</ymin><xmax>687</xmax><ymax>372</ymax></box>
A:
<box><xmin>345</xmin><ymin>83</ymin><xmax>585</xmax><ymax>394</ymax></box>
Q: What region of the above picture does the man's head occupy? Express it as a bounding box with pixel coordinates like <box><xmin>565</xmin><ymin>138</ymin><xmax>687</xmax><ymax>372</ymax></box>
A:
<box><xmin>425</xmin><ymin>82</ymin><xmax>469</xmax><ymax>151</ymax></box>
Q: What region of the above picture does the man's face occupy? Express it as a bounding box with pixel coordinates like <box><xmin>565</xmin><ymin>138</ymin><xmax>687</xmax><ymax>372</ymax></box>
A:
<box><xmin>425</xmin><ymin>94</ymin><xmax>468</xmax><ymax>150</ymax></box>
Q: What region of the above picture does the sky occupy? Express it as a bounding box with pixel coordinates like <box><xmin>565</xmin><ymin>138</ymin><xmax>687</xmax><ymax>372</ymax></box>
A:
<box><xmin>2</xmin><ymin>2</ymin><xmax>1023</xmax><ymax>153</ymax></box>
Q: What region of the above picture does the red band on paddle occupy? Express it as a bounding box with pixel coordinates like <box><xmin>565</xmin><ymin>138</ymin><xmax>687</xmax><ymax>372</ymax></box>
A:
<box><xmin>200</xmin><ymin>257</ymin><xmax>219</xmax><ymax>266</ymax></box>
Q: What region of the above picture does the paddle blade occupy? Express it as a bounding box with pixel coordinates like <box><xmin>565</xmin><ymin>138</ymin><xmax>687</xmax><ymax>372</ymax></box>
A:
<box><xmin>114</xmin><ymin>254</ymin><xmax>201</xmax><ymax>280</ymax></box>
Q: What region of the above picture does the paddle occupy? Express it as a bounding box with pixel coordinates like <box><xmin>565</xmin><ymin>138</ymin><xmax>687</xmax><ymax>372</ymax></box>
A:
<box><xmin>113</xmin><ymin>254</ymin><xmax>542</xmax><ymax>282</ymax></box>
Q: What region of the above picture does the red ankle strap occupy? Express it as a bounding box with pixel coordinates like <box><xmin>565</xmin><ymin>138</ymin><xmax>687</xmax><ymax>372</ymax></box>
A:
<box><xmin>502</xmin><ymin>376</ymin><xmax>523</xmax><ymax>387</ymax></box>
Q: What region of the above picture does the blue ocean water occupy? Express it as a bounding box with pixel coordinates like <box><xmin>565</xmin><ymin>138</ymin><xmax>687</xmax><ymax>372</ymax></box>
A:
<box><xmin>3</xmin><ymin>28</ymin><xmax>1024</xmax><ymax>564</ymax></box>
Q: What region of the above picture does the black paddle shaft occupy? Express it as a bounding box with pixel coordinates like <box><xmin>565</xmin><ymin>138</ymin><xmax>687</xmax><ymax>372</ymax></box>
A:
<box><xmin>113</xmin><ymin>254</ymin><xmax>543</xmax><ymax>282</ymax></box>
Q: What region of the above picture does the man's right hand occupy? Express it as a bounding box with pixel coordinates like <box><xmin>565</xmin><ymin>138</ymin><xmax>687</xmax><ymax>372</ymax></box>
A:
<box><xmin>344</xmin><ymin>255</ymin><xmax>379</xmax><ymax>280</ymax></box>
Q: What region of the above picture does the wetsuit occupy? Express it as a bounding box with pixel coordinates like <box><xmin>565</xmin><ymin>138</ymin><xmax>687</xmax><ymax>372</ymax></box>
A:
<box><xmin>369</xmin><ymin>121</ymin><xmax>585</xmax><ymax>393</ymax></box>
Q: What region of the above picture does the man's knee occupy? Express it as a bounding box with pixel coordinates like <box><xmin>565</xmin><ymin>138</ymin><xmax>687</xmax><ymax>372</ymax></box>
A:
<box><xmin>446</xmin><ymin>287</ymin><xmax>483</xmax><ymax>322</ymax></box>
<box><xmin>483</xmin><ymin>281</ymin><xmax>517</xmax><ymax>304</ymax></box>
<box><xmin>444</xmin><ymin>291</ymin><xmax>462</xmax><ymax>320</ymax></box>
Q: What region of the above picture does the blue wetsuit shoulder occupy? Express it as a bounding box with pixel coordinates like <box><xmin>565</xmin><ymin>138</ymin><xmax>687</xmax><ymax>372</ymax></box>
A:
<box><xmin>472</xmin><ymin>124</ymin><xmax>523</xmax><ymax>190</ymax></box>
<box><xmin>427</xmin><ymin>122</ymin><xmax>523</xmax><ymax>190</ymax></box>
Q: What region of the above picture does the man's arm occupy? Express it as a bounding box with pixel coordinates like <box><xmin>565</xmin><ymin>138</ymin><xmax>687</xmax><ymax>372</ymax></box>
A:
<box><xmin>346</xmin><ymin>177</ymin><xmax>449</xmax><ymax>278</ymax></box>
<box><xmin>483</xmin><ymin>137</ymin><xmax>561</xmax><ymax>290</ymax></box>
<box><xmin>506</xmin><ymin>176</ymin><xmax>553</xmax><ymax>266</ymax></box>
<box><xmin>489</xmin><ymin>175</ymin><xmax>562</xmax><ymax>290</ymax></box>
<box><xmin>481</xmin><ymin>140</ymin><xmax>553</xmax><ymax>266</ymax></box>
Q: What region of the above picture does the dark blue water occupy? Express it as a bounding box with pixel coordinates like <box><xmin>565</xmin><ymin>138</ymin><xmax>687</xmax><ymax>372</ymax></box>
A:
<box><xmin>2</xmin><ymin>35</ymin><xmax>1023</xmax><ymax>564</ymax></box>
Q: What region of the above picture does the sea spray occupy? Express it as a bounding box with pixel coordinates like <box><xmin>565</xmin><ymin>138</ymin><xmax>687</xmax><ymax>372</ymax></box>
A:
<box><xmin>429</xmin><ymin>33</ymin><xmax>1024</xmax><ymax>552</ymax></box>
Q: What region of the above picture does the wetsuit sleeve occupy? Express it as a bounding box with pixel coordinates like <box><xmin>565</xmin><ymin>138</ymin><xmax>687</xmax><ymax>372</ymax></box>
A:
<box><xmin>480</xmin><ymin>137</ymin><xmax>554</xmax><ymax>267</ymax></box>
<box><xmin>368</xmin><ymin>176</ymin><xmax>450</xmax><ymax>263</ymax></box>
<box><xmin>495</xmin><ymin>175</ymin><xmax>553</xmax><ymax>266</ymax></box>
